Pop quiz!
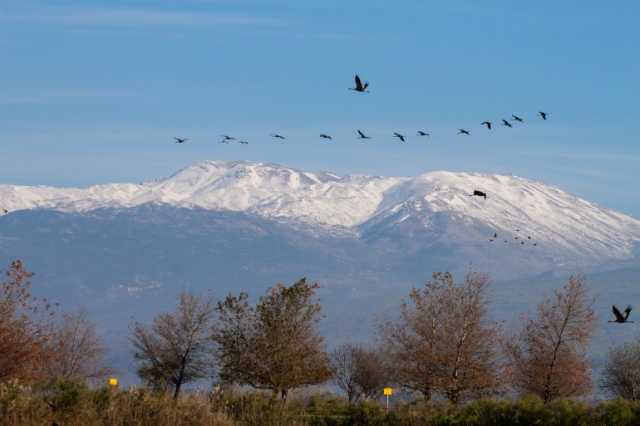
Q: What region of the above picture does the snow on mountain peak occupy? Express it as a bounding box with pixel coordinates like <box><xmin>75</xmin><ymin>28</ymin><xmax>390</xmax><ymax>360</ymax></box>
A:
<box><xmin>1</xmin><ymin>160</ymin><xmax>639</xmax><ymax>264</ymax></box>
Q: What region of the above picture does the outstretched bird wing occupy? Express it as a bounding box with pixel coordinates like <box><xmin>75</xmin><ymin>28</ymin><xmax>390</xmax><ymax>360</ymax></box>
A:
<box><xmin>625</xmin><ymin>305</ymin><xmax>633</xmax><ymax>320</ymax></box>
<box><xmin>355</xmin><ymin>75</ymin><xmax>364</xmax><ymax>91</ymax></box>
<box><xmin>613</xmin><ymin>305</ymin><xmax>625</xmax><ymax>322</ymax></box>
<box><xmin>357</xmin><ymin>130</ymin><xmax>366</xmax><ymax>138</ymax></box>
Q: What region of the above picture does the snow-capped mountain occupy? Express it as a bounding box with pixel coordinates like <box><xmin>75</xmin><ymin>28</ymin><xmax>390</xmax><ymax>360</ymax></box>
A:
<box><xmin>1</xmin><ymin>160</ymin><xmax>640</xmax><ymax>268</ymax></box>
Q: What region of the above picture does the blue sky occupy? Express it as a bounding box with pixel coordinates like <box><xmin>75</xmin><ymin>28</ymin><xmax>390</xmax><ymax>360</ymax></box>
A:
<box><xmin>2</xmin><ymin>1</ymin><xmax>640</xmax><ymax>216</ymax></box>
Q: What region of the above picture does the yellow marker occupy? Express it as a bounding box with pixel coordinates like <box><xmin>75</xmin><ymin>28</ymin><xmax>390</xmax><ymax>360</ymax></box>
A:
<box><xmin>383</xmin><ymin>387</ymin><xmax>393</xmax><ymax>411</ymax></box>
<box><xmin>108</xmin><ymin>378</ymin><xmax>118</xmax><ymax>387</ymax></box>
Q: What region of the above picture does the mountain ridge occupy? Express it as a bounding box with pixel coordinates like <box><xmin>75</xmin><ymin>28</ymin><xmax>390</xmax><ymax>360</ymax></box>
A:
<box><xmin>1</xmin><ymin>160</ymin><xmax>639</xmax><ymax>268</ymax></box>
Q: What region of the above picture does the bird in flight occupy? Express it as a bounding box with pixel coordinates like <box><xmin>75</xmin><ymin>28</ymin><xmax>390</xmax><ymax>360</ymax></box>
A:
<box><xmin>472</xmin><ymin>190</ymin><xmax>487</xmax><ymax>200</ymax></box>
<box><xmin>502</xmin><ymin>119</ymin><xmax>513</xmax><ymax>128</ymax></box>
<box><xmin>357</xmin><ymin>130</ymin><xmax>371</xmax><ymax>140</ymax></box>
<box><xmin>417</xmin><ymin>130</ymin><xmax>430</xmax><ymax>137</ymax></box>
<box><xmin>481</xmin><ymin>121</ymin><xmax>492</xmax><ymax>130</ymax></box>
<box><xmin>220</xmin><ymin>135</ymin><xmax>235</xmax><ymax>142</ymax></box>
<box><xmin>610</xmin><ymin>305</ymin><xmax>633</xmax><ymax>323</ymax></box>
<box><xmin>393</xmin><ymin>132</ymin><xmax>406</xmax><ymax>142</ymax></box>
<box><xmin>319</xmin><ymin>134</ymin><xmax>333</xmax><ymax>141</ymax></box>
<box><xmin>538</xmin><ymin>111</ymin><xmax>549</xmax><ymax>120</ymax></box>
<box><xmin>349</xmin><ymin>74</ymin><xmax>369</xmax><ymax>93</ymax></box>
<box><xmin>270</xmin><ymin>134</ymin><xmax>286</xmax><ymax>140</ymax></box>
<box><xmin>174</xmin><ymin>137</ymin><xmax>189</xmax><ymax>144</ymax></box>
<box><xmin>512</xmin><ymin>114</ymin><xmax>524</xmax><ymax>123</ymax></box>
<box><xmin>458</xmin><ymin>129</ymin><xmax>470</xmax><ymax>135</ymax></box>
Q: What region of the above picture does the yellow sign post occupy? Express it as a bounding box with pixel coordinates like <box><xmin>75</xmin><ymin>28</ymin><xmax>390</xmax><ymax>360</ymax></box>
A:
<box><xmin>108</xmin><ymin>377</ymin><xmax>118</xmax><ymax>387</ymax></box>
<box><xmin>383</xmin><ymin>387</ymin><xmax>393</xmax><ymax>410</ymax></box>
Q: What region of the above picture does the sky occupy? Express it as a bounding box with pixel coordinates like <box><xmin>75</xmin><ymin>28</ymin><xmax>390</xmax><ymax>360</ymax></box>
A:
<box><xmin>2</xmin><ymin>0</ymin><xmax>640</xmax><ymax>216</ymax></box>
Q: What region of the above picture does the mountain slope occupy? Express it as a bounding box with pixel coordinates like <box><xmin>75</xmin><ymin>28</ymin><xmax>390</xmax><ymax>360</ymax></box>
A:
<box><xmin>1</xmin><ymin>160</ymin><xmax>639</xmax><ymax>268</ymax></box>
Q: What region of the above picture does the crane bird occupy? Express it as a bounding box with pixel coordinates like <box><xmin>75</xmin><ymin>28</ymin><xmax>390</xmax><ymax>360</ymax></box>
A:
<box><xmin>417</xmin><ymin>130</ymin><xmax>430</xmax><ymax>137</ymax></box>
<box><xmin>270</xmin><ymin>134</ymin><xmax>286</xmax><ymax>140</ymax></box>
<box><xmin>481</xmin><ymin>121</ymin><xmax>492</xmax><ymax>130</ymax></box>
<box><xmin>502</xmin><ymin>119</ymin><xmax>513</xmax><ymax>128</ymax></box>
<box><xmin>471</xmin><ymin>190</ymin><xmax>487</xmax><ymax>200</ymax></box>
<box><xmin>458</xmin><ymin>129</ymin><xmax>470</xmax><ymax>135</ymax></box>
<box><xmin>319</xmin><ymin>134</ymin><xmax>333</xmax><ymax>141</ymax></box>
<box><xmin>538</xmin><ymin>111</ymin><xmax>549</xmax><ymax>120</ymax></box>
<box><xmin>393</xmin><ymin>132</ymin><xmax>406</xmax><ymax>142</ymax></box>
<box><xmin>174</xmin><ymin>137</ymin><xmax>189</xmax><ymax>144</ymax></box>
<box><xmin>512</xmin><ymin>114</ymin><xmax>524</xmax><ymax>123</ymax></box>
<box><xmin>357</xmin><ymin>130</ymin><xmax>371</xmax><ymax>140</ymax></box>
<box><xmin>349</xmin><ymin>74</ymin><xmax>369</xmax><ymax>93</ymax></box>
<box><xmin>610</xmin><ymin>305</ymin><xmax>634</xmax><ymax>323</ymax></box>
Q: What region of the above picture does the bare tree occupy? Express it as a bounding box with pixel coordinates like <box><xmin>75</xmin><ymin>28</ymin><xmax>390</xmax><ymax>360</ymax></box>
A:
<box><xmin>213</xmin><ymin>278</ymin><xmax>331</xmax><ymax>402</ymax></box>
<box><xmin>131</xmin><ymin>292</ymin><xmax>216</xmax><ymax>399</ymax></box>
<box><xmin>379</xmin><ymin>271</ymin><xmax>502</xmax><ymax>403</ymax></box>
<box><xmin>330</xmin><ymin>343</ymin><xmax>360</xmax><ymax>403</ymax></box>
<box><xmin>504</xmin><ymin>275</ymin><xmax>596</xmax><ymax>403</ymax></box>
<box><xmin>0</xmin><ymin>261</ymin><xmax>55</xmax><ymax>382</ymax></box>
<box><xmin>45</xmin><ymin>310</ymin><xmax>109</xmax><ymax>382</ymax></box>
<box><xmin>601</xmin><ymin>339</ymin><xmax>640</xmax><ymax>400</ymax></box>
<box><xmin>330</xmin><ymin>343</ymin><xmax>387</xmax><ymax>404</ymax></box>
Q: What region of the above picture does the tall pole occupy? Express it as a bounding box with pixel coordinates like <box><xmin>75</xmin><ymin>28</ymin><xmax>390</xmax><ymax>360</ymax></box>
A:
<box><xmin>386</xmin><ymin>394</ymin><xmax>389</xmax><ymax>411</ymax></box>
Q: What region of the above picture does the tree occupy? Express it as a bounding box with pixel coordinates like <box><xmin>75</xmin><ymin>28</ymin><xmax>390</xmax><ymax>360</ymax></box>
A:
<box><xmin>504</xmin><ymin>275</ymin><xmax>596</xmax><ymax>403</ymax></box>
<box><xmin>131</xmin><ymin>292</ymin><xmax>216</xmax><ymax>399</ymax></box>
<box><xmin>330</xmin><ymin>343</ymin><xmax>387</xmax><ymax>404</ymax></box>
<box><xmin>379</xmin><ymin>271</ymin><xmax>502</xmax><ymax>403</ymax></box>
<box><xmin>330</xmin><ymin>343</ymin><xmax>360</xmax><ymax>404</ymax></box>
<box><xmin>601</xmin><ymin>339</ymin><xmax>640</xmax><ymax>400</ymax></box>
<box><xmin>0</xmin><ymin>260</ymin><xmax>55</xmax><ymax>382</ymax></box>
<box><xmin>45</xmin><ymin>310</ymin><xmax>109</xmax><ymax>382</ymax></box>
<box><xmin>213</xmin><ymin>278</ymin><xmax>331</xmax><ymax>402</ymax></box>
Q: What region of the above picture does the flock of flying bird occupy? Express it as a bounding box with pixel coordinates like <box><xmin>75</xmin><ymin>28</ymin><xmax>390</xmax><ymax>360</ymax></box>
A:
<box><xmin>0</xmin><ymin>72</ymin><xmax>624</xmax><ymax>325</ymax></box>
<box><xmin>171</xmin><ymin>74</ymin><xmax>550</xmax><ymax>146</ymax></box>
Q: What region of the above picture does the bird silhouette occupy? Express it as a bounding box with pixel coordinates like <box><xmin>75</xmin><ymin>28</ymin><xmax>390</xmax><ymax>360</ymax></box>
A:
<box><xmin>349</xmin><ymin>74</ymin><xmax>369</xmax><ymax>93</ymax></box>
<box><xmin>357</xmin><ymin>130</ymin><xmax>371</xmax><ymax>140</ymax></box>
<box><xmin>270</xmin><ymin>134</ymin><xmax>286</xmax><ymax>140</ymax></box>
<box><xmin>320</xmin><ymin>134</ymin><xmax>333</xmax><ymax>141</ymax></box>
<box><xmin>458</xmin><ymin>129</ymin><xmax>471</xmax><ymax>135</ymax></box>
<box><xmin>471</xmin><ymin>190</ymin><xmax>487</xmax><ymax>200</ymax></box>
<box><xmin>538</xmin><ymin>111</ymin><xmax>548</xmax><ymax>120</ymax></box>
<box><xmin>609</xmin><ymin>305</ymin><xmax>633</xmax><ymax>323</ymax></box>
<box><xmin>220</xmin><ymin>135</ymin><xmax>235</xmax><ymax>141</ymax></box>
<box><xmin>417</xmin><ymin>130</ymin><xmax>430</xmax><ymax>137</ymax></box>
<box><xmin>512</xmin><ymin>115</ymin><xmax>524</xmax><ymax>123</ymax></box>
<box><xmin>502</xmin><ymin>119</ymin><xmax>513</xmax><ymax>128</ymax></box>
<box><xmin>393</xmin><ymin>132</ymin><xmax>406</xmax><ymax>142</ymax></box>
<box><xmin>174</xmin><ymin>137</ymin><xmax>189</xmax><ymax>144</ymax></box>
<box><xmin>481</xmin><ymin>121</ymin><xmax>492</xmax><ymax>130</ymax></box>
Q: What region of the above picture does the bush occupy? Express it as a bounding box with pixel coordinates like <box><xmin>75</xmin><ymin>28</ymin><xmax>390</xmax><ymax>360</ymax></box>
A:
<box><xmin>5</xmin><ymin>381</ymin><xmax>640</xmax><ymax>425</ymax></box>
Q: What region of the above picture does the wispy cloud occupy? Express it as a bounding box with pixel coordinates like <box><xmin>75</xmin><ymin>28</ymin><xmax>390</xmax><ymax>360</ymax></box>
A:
<box><xmin>1</xmin><ymin>7</ymin><xmax>287</xmax><ymax>29</ymax></box>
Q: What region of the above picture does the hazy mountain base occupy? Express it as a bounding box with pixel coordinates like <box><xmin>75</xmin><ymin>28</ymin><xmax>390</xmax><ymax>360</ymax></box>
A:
<box><xmin>0</xmin><ymin>204</ymin><xmax>638</xmax><ymax>385</ymax></box>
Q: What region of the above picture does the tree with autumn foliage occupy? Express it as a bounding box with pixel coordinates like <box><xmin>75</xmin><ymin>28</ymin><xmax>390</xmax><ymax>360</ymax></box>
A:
<box><xmin>0</xmin><ymin>260</ymin><xmax>56</xmax><ymax>382</ymax></box>
<box><xmin>131</xmin><ymin>292</ymin><xmax>216</xmax><ymax>399</ymax></box>
<box><xmin>380</xmin><ymin>271</ymin><xmax>502</xmax><ymax>404</ymax></box>
<box><xmin>213</xmin><ymin>278</ymin><xmax>331</xmax><ymax>402</ymax></box>
<box><xmin>45</xmin><ymin>310</ymin><xmax>110</xmax><ymax>382</ymax></box>
<box><xmin>504</xmin><ymin>275</ymin><xmax>596</xmax><ymax>403</ymax></box>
